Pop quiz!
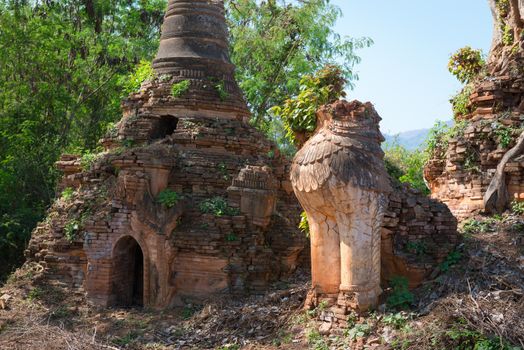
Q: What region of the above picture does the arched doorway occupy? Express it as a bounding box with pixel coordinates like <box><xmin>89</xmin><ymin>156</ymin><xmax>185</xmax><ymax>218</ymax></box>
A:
<box><xmin>111</xmin><ymin>236</ymin><xmax>144</xmax><ymax>307</ymax></box>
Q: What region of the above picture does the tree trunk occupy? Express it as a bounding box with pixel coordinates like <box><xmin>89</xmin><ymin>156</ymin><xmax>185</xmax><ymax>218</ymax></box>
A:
<box><xmin>488</xmin><ymin>0</ymin><xmax>523</xmax><ymax>58</ymax></box>
<box><xmin>484</xmin><ymin>129</ymin><xmax>524</xmax><ymax>213</ymax></box>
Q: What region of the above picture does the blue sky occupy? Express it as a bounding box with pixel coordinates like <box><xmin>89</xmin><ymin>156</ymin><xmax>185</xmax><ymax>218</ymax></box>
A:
<box><xmin>332</xmin><ymin>0</ymin><xmax>493</xmax><ymax>134</ymax></box>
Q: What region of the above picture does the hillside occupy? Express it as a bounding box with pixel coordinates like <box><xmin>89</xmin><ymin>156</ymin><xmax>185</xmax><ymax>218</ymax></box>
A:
<box><xmin>384</xmin><ymin>121</ymin><xmax>453</xmax><ymax>151</ymax></box>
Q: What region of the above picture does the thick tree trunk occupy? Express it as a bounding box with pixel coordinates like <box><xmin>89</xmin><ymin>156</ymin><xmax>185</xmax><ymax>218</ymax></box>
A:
<box><xmin>488</xmin><ymin>0</ymin><xmax>523</xmax><ymax>57</ymax></box>
<box><xmin>484</xmin><ymin>130</ymin><xmax>524</xmax><ymax>213</ymax></box>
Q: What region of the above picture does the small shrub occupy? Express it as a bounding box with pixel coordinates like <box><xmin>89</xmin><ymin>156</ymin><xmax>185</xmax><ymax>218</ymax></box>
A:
<box><xmin>182</xmin><ymin>305</ymin><xmax>197</xmax><ymax>320</ymax></box>
<box><xmin>493</xmin><ymin>123</ymin><xmax>514</xmax><ymax>149</ymax></box>
<box><xmin>61</xmin><ymin>187</ymin><xmax>75</xmax><ymax>201</ymax></box>
<box><xmin>80</xmin><ymin>151</ymin><xmax>102</xmax><ymax>171</ymax></box>
<box><xmin>225</xmin><ymin>233</ymin><xmax>238</xmax><ymax>242</ymax></box>
<box><xmin>445</xmin><ymin>323</ymin><xmax>518</xmax><ymax>350</ymax></box>
<box><xmin>299</xmin><ymin>211</ymin><xmax>310</xmax><ymax>237</ymax></box>
<box><xmin>510</xmin><ymin>200</ymin><xmax>524</xmax><ymax>215</ymax></box>
<box><xmin>218</xmin><ymin>345</ymin><xmax>240</xmax><ymax>350</ymax></box>
<box><xmin>112</xmin><ymin>331</ymin><xmax>140</xmax><ymax>347</ymax></box>
<box><xmin>306</xmin><ymin>329</ymin><xmax>329</xmax><ymax>350</ymax></box>
<box><xmin>345</xmin><ymin>323</ymin><xmax>372</xmax><ymax>340</ymax></box>
<box><xmin>439</xmin><ymin>250</ymin><xmax>462</xmax><ymax>272</ymax></box>
<box><xmin>27</xmin><ymin>287</ymin><xmax>42</xmax><ymax>301</ymax></box>
<box><xmin>451</xmin><ymin>84</ymin><xmax>474</xmax><ymax>117</ymax></box>
<box><xmin>384</xmin><ymin>138</ymin><xmax>429</xmax><ymax>194</ymax></box>
<box><xmin>64</xmin><ymin>220</ymin><xmax>80</xmax><ymax>243</ymax></box>
<box><xmin>213</xmin><ymin>79</ymin><xmax>229</xmax><ymax>101</ymax></box>
<box><xmin>405</xmin><ymin>241</ymin><xmax>427</xmax><ymax>256</ymax></box>
<box><xmin>122</xmin><ymin>60</ymin><xmax>155</xmax><ymax>94</ymax></box>
<box><xmin>448</xmin><ymin>46</ymin><xmax>485</xmax><ymax>84</ymax></box>
<box><xmin>271</xmin><ymin>64</ymin><xmax>347</xmax><ymax>145</ymax></box>
<box><xmin>461</xmin><ymin>219</ymin><xmax>496</xmax><ymax>235</ymax></box>
<box><xmin>382</xmin><ymin>312</ymin><xmax>409</xmax><ymax>330</ymax></box>
<box><xmin>199</xmin><ymin>197</ymin><xmax>240</xmax><ymax>216</ymax></box>
<box><xmin>105</xmin><ymin>122</ymin><xmax>118</xmax><ymax>138</ymax></box>
<box><xmin>171</xmin><ymin>80</ymin><xmax>190</xmax><ymax>98</ymax></box>
<box><xmin>218</xmin><ymin>162</ymin><xmax>229</xmax><ymax>180</ymax></box>
<box><xmin>156</xmin><ymin>189</ymin><xmax>181</xmax><ymax>208</ymax></box>
<box><xmin>386</xmin><ymin>276</ymin><xmax>414</xmax><ymax>310</ymax></box>
<box><xmin>463</xmin><ymin>148</ymin><xmax>480</xmax><ymax>173</ymax></box>
<box><xmin>425</xmin><ymin>120</ymin><xmax>468</xmax><ymax>159</ymax></box>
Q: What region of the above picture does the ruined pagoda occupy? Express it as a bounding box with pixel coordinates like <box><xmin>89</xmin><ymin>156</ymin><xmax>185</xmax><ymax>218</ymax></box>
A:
<box><xmin>25</xmin><ymin>0</ymin><xmax>459</xmax><ymax>311</ymax></box>
<box><xmin>26</xmin><ymin>0</ymin><xmax>307</xmax><ymax>308</ymax></box>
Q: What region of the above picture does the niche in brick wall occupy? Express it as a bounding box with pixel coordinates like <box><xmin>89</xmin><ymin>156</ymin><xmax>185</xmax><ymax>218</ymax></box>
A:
<box><xmin>110</xmin><ymin>236</ymin><xmax>144</xmax><ymax>307</ymax></box>
<box><xmin>149</xmin><ymin>115</ymin><xmax>179</xmax><ymax>140</ymax></box>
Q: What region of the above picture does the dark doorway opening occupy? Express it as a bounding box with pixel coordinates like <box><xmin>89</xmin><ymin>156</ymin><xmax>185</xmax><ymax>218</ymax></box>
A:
<box><xmin>150</xmin><ymin>115</ymin><xmax>178</xmax><ymax>140</ymax></box>
<box><xmin>111</xmin><ymin>236</ymin><xmax>144</xmax><ymax>307</ymax></box>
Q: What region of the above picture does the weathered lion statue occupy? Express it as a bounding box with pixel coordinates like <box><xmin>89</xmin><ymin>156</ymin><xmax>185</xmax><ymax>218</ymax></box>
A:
<box><xmin>291</xmin><ymin>99</ymin><xmax>391</xmax><ymax>310</ymax></box>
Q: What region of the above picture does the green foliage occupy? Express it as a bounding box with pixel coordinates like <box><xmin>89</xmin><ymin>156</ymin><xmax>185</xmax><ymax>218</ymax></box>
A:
<box><xmin>218</xmin><ymin>162</ymin><xmax>230</xmax><ymax>180</ymax></box>
<box><xmin>425</xmin><ymin>120</ymin><xmax>468</xmax><ymax>159</ymax></box>
<box><xmin>171</xmin><ymin>80</ymin><xmax>191</xmax><ymax>98</ymax></box>
<box><xmin>199</xmin><ymin>197</ymin><xmax>240</xmax><ymax>217</ymax></box>
<box><xmin>451</xmin><ymin>84</ymin><xmax>474</xmax><ymax>118</ymax></box>
<box><xmin>439</xmin><ymin>250</ymin><xmax>462</xmax><ymax>272</ymax></box>
<box><xmin>61</xmin><ymin>188</ymin><xmax>75</xmax><ymax>201</ymax></box>
<box><xmin>405</xmin><ymin>241</ymin><xmax>428</xmax><ymax>256</ymax></box>
<box><xmin>271</xmin><ymin>65</ymin><xmax>347</xmax><ymax>145</ymax></box>
<box><xmin>225</xmin><ymin>233</ymin><xmax>238</xmax><ymax>242</ymax></box>
<box><xmin>123</xmin><ymin>60</ymin><xmax>155</xmax><ymax>94</ymax></box>
<box><xmin>306</xmin><ymin>329</ymin><xmax>329</xmax><ymax>350</ymax></box>
<box><xmin>345</xmin><ymin>323</ymin><xmax>372</xmax><ymax>340</ymax></box>
<box><xmin>156</xmin><ymin>189</ymin><xmax>181</xmax><ymax>208</ymax></box>
<box><xmin>299</xmin><ymin>211</ymin><xmax>310</xmax><ymax>237</ymax></box>
<box><xmin>448</xmin><ymin>47</ymin><xmax>485</xmax><ymax>84</ymax></box>
<box><xmin>382</xmin><ymin>313</ymin><xmax>409</xmax><ymax>330</ymax></box>
<box><xmin>461</xmin><ymin>218</ymin><xmax>497</xmax><ymax>235</ymax></box>
<box><xmin>64</xmin><ymin>219</ymin><xmax>81</xmax><ymax>243</ymax></box>
<box><xmin>0</xmin><ymin>0</ymin><xmax>164</xmax><ymax>280</ymax></box>
<box><xmin>227</xmin><ymin>0</ymin><xmax>372</xmax><ymax>129</ymax></box>
<box><xmin>182</xmin><ymin>305</ymin><xmax>198</xmax><ymax>320</ymax></box>
<box><xmin>218</xmin><ymin>345</ymin><xmax>240</xmax><ymax>350</ymax></box>
<box><xmin>386</xmin><ymin>276</ymin><xmax>414</xmax><ymax>310</ymax></box>
<box><xmin>502</xmin><ymin>24</ymin><xmax>514</xmax><ymax>46</ymax></box>
<box><xmin>27</xmin><ymin>287</ymin><xmax>42</xmax><ymax>301</ymax></box>
<box><xmin>445</xmin><ymin>323</ymin><xmax>519</xmax><ymax>350</ymax></box>
<box><xmin>112</xmin><ymin>331</ymin><xmax>140</xmax><ymax>347</ymax></box>
<box><xmin>493</xmin><ymin>122</ymin><xmax>515</xmax><ymax>149</ymax></box>
<box><xmin>212</xmin><ymin>79</ymin><xmax>229</xmax><ymax>101</ymax></box>
<box><xmin>383</xmin><ymin>139</ymin><xmax>429</xmax><ymax>194</ymax></box>
<box><xmin>80</xmin><ymin>151</ymin><xmax>103</xmax><ymax>171</ymax></box>
<box><xmin>510</xmin><ymin>200</ymin><xmax>524</xmax><ymax>215</ymax></box>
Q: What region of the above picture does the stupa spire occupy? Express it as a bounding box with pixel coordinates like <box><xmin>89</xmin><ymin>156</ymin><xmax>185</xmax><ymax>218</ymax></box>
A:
<box><xmin>152</xmin><ymin>0</ymin><xmax>248</xmax><ymax>116</ymax></box>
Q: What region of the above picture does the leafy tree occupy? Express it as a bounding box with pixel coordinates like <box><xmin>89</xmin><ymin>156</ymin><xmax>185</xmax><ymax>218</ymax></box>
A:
<box><xmin>226</xmin><ymin>0</ymin><xmax>372</xmax><ymax>129</ymax></box>
<box><xmin>0</xmin><ymin>0</ymin><xmax>165</xmax><ymax>281</ymax></box>
<box><xmin>271</xmin><ymin>64</ymin><xmax>347</xmax><ymax>146</ymax></box>
<box><xmin>383</xmin><ymin>138</ymin><xmax>429</xmax><ymax>195</ymax></box>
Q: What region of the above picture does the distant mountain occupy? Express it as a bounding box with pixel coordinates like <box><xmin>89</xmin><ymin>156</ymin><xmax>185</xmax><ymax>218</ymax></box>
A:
<box><xmin>384</xmin><ymin>120</ymin><xmax>453</xmax><ymax>151</ymax></box>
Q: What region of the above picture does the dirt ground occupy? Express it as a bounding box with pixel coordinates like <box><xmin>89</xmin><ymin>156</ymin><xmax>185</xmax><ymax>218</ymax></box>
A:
<box><xmin>0</xmin><ymin>213</ymin><xmax>523</xmax><ymax>350</ymax></box>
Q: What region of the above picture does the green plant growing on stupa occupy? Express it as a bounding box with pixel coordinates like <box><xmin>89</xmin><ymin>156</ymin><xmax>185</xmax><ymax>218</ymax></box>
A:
<box><xmin>171</xmin><ymin>80</ymin><xmax>191</xmax><ymax>98</ymax></box>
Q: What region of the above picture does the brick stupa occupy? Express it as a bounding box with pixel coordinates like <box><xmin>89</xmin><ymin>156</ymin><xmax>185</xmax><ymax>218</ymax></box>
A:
<box><xmin>26</xmin><ymin>0</ymin><xmax>307</xmax><ymax>308</ymax></box>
